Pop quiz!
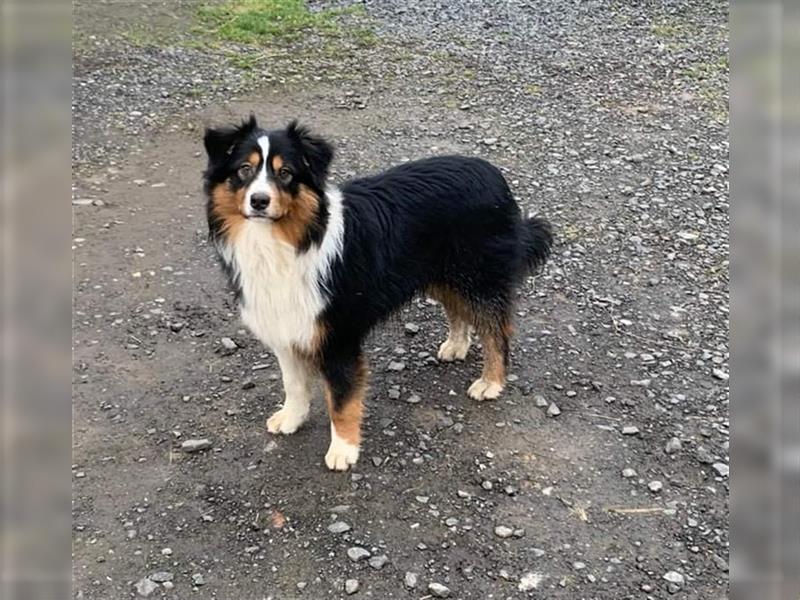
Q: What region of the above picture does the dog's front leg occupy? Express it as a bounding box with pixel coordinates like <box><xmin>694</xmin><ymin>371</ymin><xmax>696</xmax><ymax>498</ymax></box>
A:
<box><xmin>321</xmin><ymin>352</ymin><xmax>366</xmax><ymax>471</ymax></box>
<box><xmin>266</xmin><ymin>348</ymin><xmax>314</xmax><ymax>435</ymax></box>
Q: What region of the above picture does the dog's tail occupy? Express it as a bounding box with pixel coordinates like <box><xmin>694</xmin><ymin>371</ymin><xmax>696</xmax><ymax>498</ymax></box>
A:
<box><xmin>519</xmin><ymin>215</ymin><xmax>553</xmax><ymax>274</ymax></box>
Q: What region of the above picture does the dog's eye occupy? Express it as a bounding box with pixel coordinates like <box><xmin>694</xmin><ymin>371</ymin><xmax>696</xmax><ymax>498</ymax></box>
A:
<box><xmin>278</xmin><ymin>166</ymin><xmax>293</xmax><ymax>184</ymax></box>
<box><xmin>237</xmin><ymin>164</ymin><xmax>254</xmax><ymax>180</ymax></box>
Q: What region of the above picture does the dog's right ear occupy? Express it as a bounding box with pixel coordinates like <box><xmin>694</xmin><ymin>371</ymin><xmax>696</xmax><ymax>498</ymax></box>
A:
<box><xmin>203</xmin><ymin>114</ymin><xmax>258</xmax><ymax>165</ymax></box>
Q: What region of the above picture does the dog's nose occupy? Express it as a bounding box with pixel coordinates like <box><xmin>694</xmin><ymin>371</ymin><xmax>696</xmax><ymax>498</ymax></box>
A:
<box><xmin>250</xmin><ymin>193</ymin><xmax>270</xmax><ymax>211</ymax></box>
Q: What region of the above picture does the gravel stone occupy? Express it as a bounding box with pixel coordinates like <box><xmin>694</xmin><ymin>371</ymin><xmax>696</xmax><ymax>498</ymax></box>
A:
<box><xmin>404</xmin><ymin>572</ymin><xmax>418</xmax><ymax>589</ymax></box>
<box><xmin>347</xmin><ymin>547</ymin><xmax>371</xmax><ymax>562</ymax></box>
<box><xmin>180</xmin><ymin>439</ymin><xmax>212</xmax><ymax>452</ymax></box>
<box><xmin>368</xmin><ymin>554</ymin><xmax>389</xmax><ymax>569</ymax></box>
<box><xmin>712</xmin><ymin>462</ymin><xmax>729</xmax><ymax>477</ymax></box>
<box><xmin>191</xmin><ymin>573</ymin><xmax>205</xmax><ymax>586</ymax></box>
<box><xmin>149</xmin><ymin>571</ymin><xmax>173</xmax><ymax>583</ymax></box>
<box><xmin>546</xmin><ymin>402</ymin><xmax>561</xmax><ymax>417</ymax></box>
<box><xmin>327</xmin><ymin>521</ymin><xmax>351</xmax><ymax>534</ymax></box>
<box><xmin>134</xmin><ymin>577</ymin><xmax>158</xmax><ymax>597</ymax></box>
<box><xmin>622</xmin><ymin>468</ymin><xmax>637</xmax><ymax>478</ymax></box>
<box><xmin>345</xmin><ymin>578</ymin><xmax>360</xmax><ymax>594</ymax></box>
<box><xmin>534</xmin><ymin>395</ymin><xmax>548</xmax><ymax>407</ymax></box>
<box><xmin>494</xmin><ymin>525</ymin><xmax>514</xmax><ymax>538</ymax></box>
<box><xmin>648</xmin><ymin>480</ymin><xmax>664</xmax><ymax>493</ymax></box>
<box><xmin>428</xmin><ymin>582</ymin><xmax>451</xmax><ymax>598</ymax></box>
<box><xmin>665</xmin><ymin>437</ymin><xmax>682</xmax><ymax>454</ymax></box>
<box><xmin>622</xmin><ymin>426</ymin><xmax>640</xmax><ymax>435</ymax></box>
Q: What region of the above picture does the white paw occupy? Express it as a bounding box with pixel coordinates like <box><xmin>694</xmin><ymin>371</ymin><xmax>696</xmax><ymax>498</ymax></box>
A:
<box><xmin>437</xmin><ymin>337</ymin><xmax>471</xmax><ymax>361</ymax></box>
<box><xmin>266</xmin><ymin>406</ymin><xmax>308</xmax><ymax>435</ymax></box>
<box><xmin>467</xmin><ymin>378</ymin><xmax>504</xmax><ymax>401</ymax></box>
<box><xmin>325</xmin><ymin>441</ymin><xmax>360</xmax><ymax>471</ymax></box>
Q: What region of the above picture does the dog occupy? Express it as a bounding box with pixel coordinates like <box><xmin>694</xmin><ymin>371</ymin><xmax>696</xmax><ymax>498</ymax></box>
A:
<box><xmin>203</xmin><ymin>115</ymin><xmax>552</xmax><ymax>471</ymax></box>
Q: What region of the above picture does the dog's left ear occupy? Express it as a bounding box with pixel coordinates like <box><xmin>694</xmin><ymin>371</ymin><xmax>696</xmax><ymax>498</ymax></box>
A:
<box><xmin>287</xmin><ymin>121</ymin><xmax>334</xmax><ymax>188</ymax></box>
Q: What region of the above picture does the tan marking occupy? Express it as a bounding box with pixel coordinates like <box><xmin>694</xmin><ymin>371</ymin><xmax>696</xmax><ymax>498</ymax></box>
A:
<box><xmin>324</xmin><ymin>357</ymin><xmax>367</xmax><ymax>446</ymax></box>
<box><xmin>210</xmin><ymin>182</ymin><xmax>246</xmax><ymax>242</ymax></box>
<box><xmin>292</xmin><ymin>319</ymin><xmax>327</xmax><ymax>364</ymax></box>
<box><xmin>247</xmin><ymin>151</ymin><xmax>261</xmax><ymax>168</ymax></box>
<box><xmin>427</xmin><ymin>284</ymin><xmax>474</xmax><ymax>325</ymax></box>
<box><xmin>480</xmin><ymin>330</ymin><xmax>506</xmax><ymax>385</ymax></box>
<box><xmin>272</xmin><ymin>184</ymin><xmax>321</xmax><ymax>248</ymax></box>
<box><xmin>271</xmin><ymin>155</ymin><xmax>284</xmax><ymax>171</ymax></box>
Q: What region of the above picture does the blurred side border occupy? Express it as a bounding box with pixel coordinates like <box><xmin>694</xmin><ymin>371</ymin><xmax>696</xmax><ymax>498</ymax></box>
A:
<box><xmin>1</xmin><ymin>0</ymin><xmax>72</xmax><ymax>599</ymax></box>
<box><xmin>731</xmin><ymin>1</ymin><xmax>799</xmax><ymax>599</ymax></box>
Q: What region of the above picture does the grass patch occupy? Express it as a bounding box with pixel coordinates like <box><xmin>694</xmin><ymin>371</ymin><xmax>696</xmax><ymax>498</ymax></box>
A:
<box><xmin>198</xmin><ymin>0</ymin><xmax>367</xmax><ymax>44</ymax></box>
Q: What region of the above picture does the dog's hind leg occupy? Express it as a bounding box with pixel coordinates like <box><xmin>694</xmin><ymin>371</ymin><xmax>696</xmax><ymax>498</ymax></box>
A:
<box><xmin>467</xmin><ymin>308</ymin><xmax>511</xmax><ymax>401</ymax></box>
<box><xmin>429</xmin><ymin>285</ymin><xmax>472</xmax><ymax>361</ymax></box>
<box><xmin>321</xmin><ymin>352</ymin><xmax>367</xmax><ymax>471</ymax></box>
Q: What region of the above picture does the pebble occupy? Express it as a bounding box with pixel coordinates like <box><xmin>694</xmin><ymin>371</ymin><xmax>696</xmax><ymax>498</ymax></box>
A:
<box><xmin>428</xmin><ymin>582</ymin><xmax>451</xmax><ymax>598</ymax></box>
<box><xmin>327</xmin><ymin>521</ymin><xmax>351</xmax><ymax>534</ymax></box>
<box><xmin>220</xmin><ymin>337</ymin><xmax>237</xmax><ymax>351</ymax></box>
<box><xmin>622</xmin><ymin>468</ymin><xmax>637</xmax><ymax>478</ymax></box>
<box><xmin>648</xmin><ymin>480</ymin><xmax>664</xmax><ymax>493</ymax></box>
<box><xmin>494</xmin><ymin>525</ymin><xmax>514</xmax><ymax>538</ymax></box>
<box><xmin>368</xmin><ymin>554</ymin><xmax>388</xmax><ymax>569</ymax></box>
<box><xmin>518</xmin><ymin>572</ymin><xmax>543</xmax><ymax>591</ymax></box>
<box><xmin>622</xmin><ymin>426</ymin><xmax>640</xmax><ymax>435</ymax></box>
<box><xmin>388</xmin><ymin>387</ymin><xmax>401</xmax><ymax>399</ymax></box>
<box><xmin>663</xmin><ymin>571</ymin><xmax>685</xmax><ymax>585</ymax></box>
<box><xmin>712</xmin><ymin>368</ymin><xmax>729</xmax><ymax>381</ymax></box>
<box><xmin>546</xmin><ymin>402</ymin><xmax>561</xmax><ymax>417</ymax></box>
<box><xmin>534</xmin><ymin>395</ymin><xmax>548</xmax><ymax>407</ymax></box>
<box><xmin>191</xmin><ymin>573</ymin><xmax>205</xmax><ymax>586</ymax></box>
<box><xmin>149</xmin><ymin>571</ymin><xmax>173</xmax><ymax>583</ymax></box>
<box><xmin>181</xmin><ymin>439</ymin><xmax>212</xmax><ymax>452</ymax></box>
<box><xmin>134</xmin><ymin>577</ymin><xmax>157</xmax><ymax>597</ymax></box>
<box><xmin>665</xmin><ymin>437</ymin><xmax>682</xmax><ymax>454</ymax></box>
<box><xmin>404</xmin><ymin>322</ymin><xmax>420</xmax><ymax>334</ymax></box>
<box><xmin>387</xmin><ymin>361</ymin><xmax>406</xmax><ymax>371</ymax></box>
<box><xmin>345</xmin><ymin>578</ymin><xmax>360</xmax><ymax>594</ymax></box>
<box><xmin>406</xmin><ymin>394</ymin><xmax>421</xmax><ymax>404</ymax></box>
<box><xmin>696</xmin><ymin>446</ymin><xmax>715</xmax><ymax>464</ymax></box>
<box><xmin>347</xmin><ymin>546</ymin><xmax>371</xmax><ymax>562</ymax></box>
<box><xmin>404</xmin><ymin>572</ymin><xmax>418</xmax><ymax>589</ymax></box>
<box><xmin>712</xmin><ymin>462</ymin><xmax>729</xmax><ymax>477</ymax></box>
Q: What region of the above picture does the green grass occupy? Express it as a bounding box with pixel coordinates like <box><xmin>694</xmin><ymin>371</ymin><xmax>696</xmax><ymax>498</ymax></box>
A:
<box><xmin>198</xmin><ymin>0</ymin><xmax>368</xmax><ymax>43</ymax></box>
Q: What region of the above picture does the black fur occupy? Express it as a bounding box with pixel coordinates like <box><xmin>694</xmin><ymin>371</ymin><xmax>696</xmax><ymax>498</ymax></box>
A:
<box><xmin>317</xmin><ymin>156</ymin><xmax>552</xmax><ymax>408</ymax></box>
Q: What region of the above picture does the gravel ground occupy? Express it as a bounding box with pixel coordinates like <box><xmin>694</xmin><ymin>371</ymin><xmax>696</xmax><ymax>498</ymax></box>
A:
<box><xmin>73</xmin><ymin>1</ymin><xmax>729</xmax><ymax>598</ymax></box>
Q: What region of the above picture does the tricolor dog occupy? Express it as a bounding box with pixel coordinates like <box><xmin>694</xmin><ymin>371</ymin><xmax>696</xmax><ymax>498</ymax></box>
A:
<box><xmin>203</xmin><ymin>116</ymin><xmax>552</xmax><ymax>471</ymax></box>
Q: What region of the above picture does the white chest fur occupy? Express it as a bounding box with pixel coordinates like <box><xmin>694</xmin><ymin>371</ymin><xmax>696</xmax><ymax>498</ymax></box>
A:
<box><xmin>220</xmin><ymin>187</ymin><xmax>345</xmax><ymax>353</ymax></box>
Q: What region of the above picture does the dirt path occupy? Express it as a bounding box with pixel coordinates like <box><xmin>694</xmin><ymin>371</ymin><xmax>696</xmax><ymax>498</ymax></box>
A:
<box><xmin>73</xmin><ymin>2</ymin><xmax>729</xmax><ymax>598</ymax></box>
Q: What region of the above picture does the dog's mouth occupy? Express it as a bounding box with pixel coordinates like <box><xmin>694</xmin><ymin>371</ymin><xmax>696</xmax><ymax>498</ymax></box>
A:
<box><xmin>246</xmin><ymin>212</ymin><xmax>282</xmax><ymax>222</ymax></box>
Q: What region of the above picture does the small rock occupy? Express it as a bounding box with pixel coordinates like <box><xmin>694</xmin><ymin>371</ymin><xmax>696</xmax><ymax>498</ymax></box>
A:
<box><xmin>191</xmin><ymin>573</ymin><xmax>205</xmax><ymax>586</ymax></box>
<box><xmin>345</xmin><ymin>578</ymin><xmax>359</xmax><ymax>595</ymax></box>
<box><xmin>482</xmin><ymin>137</ymin><xmax>498</xmax><ymax>145</ymax></box>
<box><xmin>368</xmin><ymin>554</ymin><xmax>388</xmax><ymax>569</ymax></box>
<box><xmin>327</xmin><ymin>521</ymin><xmax>351</xmax><ymax>534</ymax></box>
<box><xmin>220</xmin><ymin>337</ymin><xmax>237</xmax><ymax>351</ymax></box>
<box><xmin>169</xmin><ymin>321</ymin><xmax>185</xmax><ymax>332</ymax></box>
<box><xmin>404</xmin><ymin>572</ymin><xmax>418</xmax><ymax>589</ymax></box>
<box><xmin>406</xmin><ymin>394</ymin><xmax>421</xmax><ymax>404</ymax></box>
<box><xmin>546</xmin><ymin>403</ymin><xmax>561</xmax><ymax>417</ymax></box>
<box><xmin>663</xmin><ymin>571</ymin><xmax>685</xmax><ymax>585</ymax></box>
<box><xmin>150</xmin><ymin>571</ymin><xmax>173</xmax><ymax>583</ymax></box>
<box><xmin>181</xmin><ymin>439</ymin><xmax>212</xmax><ymax>453</ymax></box>
<box><xmin>518</xmin><ymin>572</ymin><xmax>543</xmax><ymax>591</ymax></box>
<box><xmin>404</xmin><ymin>322</ymin><xmax>420</xmax><ymax>334</ymax></box>
<box><xmin>134</xmin><ymin>577</ymin><xmax>158</xmax><ymax>597</ymax></box>
<box><xmin>712</xmin><ymin>462</ymin><xmax>729</xmax><ymax>477</ymax></box>
<box><xmin>428</xmin><ymin>582</ymin><xmax>451</xmax><ymax>598</ymax></box>
<box><xmin>494</xmin><ymin>525</ymin><xmax>514</xmax><ymax>538</ymax></box>
<box><xmin>648</xmin><ymin>480</ymin><xmax>664</xmax><ymax>493</ymax></box>
<box><xmin>573</xmin><ymin>561</ymin><xmax>586</xmax><ymax>570</ymax></box>
<box><xmin>622</xmin><ymin>426</ymin><xmax>640</xmax><ymax>435</ymax></box>
<box><xmin>296</xmin><ymin>581</ymin><xmax>307</xmax><ymax>590</ymax></box>
<box><xmin>665</xmin><ymin>437</ymin><xmax>682</xmax><ymax>454</ymax></box>
<box><xmin>387</xmin><ymin>361</ymin><xmax>405</xmax><ymax>371</ymax></box>
<box><xmin>534</xmin><ymin>395</ymin><xmax>548</xmax><ymax>407</ymax></box>
<box><xmin>347</xmin><ymin>546</ymin><xmax>371</xmax><ymax>562</ymax></box>
<box><xmin>388</xmin><ymin>387</ymin><xmax>401</xmax><ymax>399</ymax></box>
<box><xmin>712</xmin><ymin>368</ymin><xmax>729</xmax><ymax>381</ymax></box>
<box><xmin>72</xmin><ymin>198</ymin><xmax>94</xmax><ymax>206</ymax></box>
<box><xmin>160</xmin><ymin>547</ymin><xmax>172</xmax><ymax>556</ymax></box>
<box><xmin>696</xmin><ymin>446</ymin><xmax>715</xmax><ymax>464</ymax></box>
<box><xmin>622</xmin><ymin>468</ymin><xmax>637</xmax><ymax>478</ymax></box>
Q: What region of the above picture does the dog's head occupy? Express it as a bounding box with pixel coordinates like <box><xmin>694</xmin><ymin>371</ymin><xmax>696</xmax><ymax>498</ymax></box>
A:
<box><xmin>203</xmin><ymin>115</ymin><xmax>334</xmax><ymax>225</ymax></box>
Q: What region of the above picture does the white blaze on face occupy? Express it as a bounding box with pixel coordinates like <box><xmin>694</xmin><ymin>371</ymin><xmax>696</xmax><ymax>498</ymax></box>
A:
<box><xmin>243</xmin><ymin>135</ymin><xmax>274</xmax><ymax>217</ymax></box>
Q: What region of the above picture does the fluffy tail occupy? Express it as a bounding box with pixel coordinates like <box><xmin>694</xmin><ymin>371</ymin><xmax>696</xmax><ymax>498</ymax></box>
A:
<box><xmin>520</xmin><ymin>215</ymin><xmax>553</xmax><ymax>273</ymax></box>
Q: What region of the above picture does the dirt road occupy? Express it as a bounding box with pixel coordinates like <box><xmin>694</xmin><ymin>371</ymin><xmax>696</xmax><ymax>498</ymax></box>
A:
<box><xmin>73</xmin><ymin>1</ymin><xmax>729</xmax><ymax>598</ymax></box>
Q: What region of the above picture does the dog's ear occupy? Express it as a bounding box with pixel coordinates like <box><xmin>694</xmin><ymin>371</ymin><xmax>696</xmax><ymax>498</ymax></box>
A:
<box><xmin>287</xmin><ymin>120</ymin><xmax>334</xmax><ymax>188</ymax></box>
<box><xmin>204</xmin><ymin>114</ymin><xmax>258</xmax><ymax>165</ymax></box>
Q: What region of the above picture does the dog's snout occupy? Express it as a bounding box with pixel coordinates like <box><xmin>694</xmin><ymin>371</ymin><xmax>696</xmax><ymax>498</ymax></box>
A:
<box><xmin>250</xmin><ymin>193</ymin><xmax>270</xmax><ymax>211</ymax></box>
